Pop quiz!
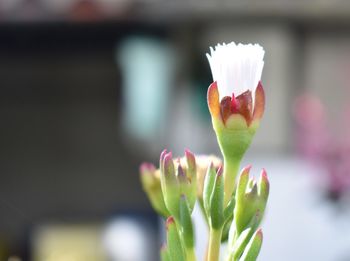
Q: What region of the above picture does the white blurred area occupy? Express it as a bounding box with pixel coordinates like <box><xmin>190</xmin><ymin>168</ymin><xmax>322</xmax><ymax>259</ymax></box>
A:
<box><xmin>103</xmin><ymin>218</ymin><xmax>156</xmax><ymax>261</ymax></box>
<box><xmin>250</xmin><ymin>157</ymin><xmax>350</xmax><ymax>261</ymax></box>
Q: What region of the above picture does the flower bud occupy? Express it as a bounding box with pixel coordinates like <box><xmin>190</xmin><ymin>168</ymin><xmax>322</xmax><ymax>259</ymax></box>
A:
<box><xmin>234</xmin><ymin>166</ymin><xmax>270</xmax><ymax>235</ymax></box>
<box><xmin>178</xmin><ymin>149</ymin><xmax>197</xmax><ymax>211</ymax></box>
<box><xmin>139</xmin><ymin>162</ymin><xmax>169</xmax><ymax>217</ymax></box>
<box><xmin>195</xmin><ymin>155</ymin><xmax>222</xmax><ymax>203</ymax></box>
<box><xmin>159</xmin><ymin>149</ymin><xmax>197</xmax><ymax>219</ymax></box>
<box><xmin>160</xmin><ymin>151</ymin><xmax>181</xmax><ymax>219</ymax></box>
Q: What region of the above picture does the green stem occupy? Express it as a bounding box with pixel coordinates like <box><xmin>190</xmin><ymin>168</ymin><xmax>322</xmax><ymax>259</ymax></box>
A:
<box><xmin>223</xmin><ymin>158</ymin><xmax>240</xmax><ymax>206</ymax></box>
<box><xmin>207</xmin><ymin>228</ymin><xmax>223</xmax><ymax>261</ymax></box>
<box><xmin>199</xmin><ymin>198</ymin><xmax>209</xmax><ymax>226</ymax></box>
<box><xmin>174</xmin><ymin>217</ymin><xmax>197</xmax><ymax>261</ymax></box>
<box><xmin>186</xmin><ymin>247</ymin><xmax>197</xmax><ymax>261</ymax></box>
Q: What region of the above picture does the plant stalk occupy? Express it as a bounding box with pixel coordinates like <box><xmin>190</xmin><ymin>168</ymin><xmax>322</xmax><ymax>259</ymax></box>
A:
<box><xmin>186</xmin><ymin>247</ymin><xmax>197</xmax><ymax>261</ymax></box>
<box><xmin>223</xmin><ymin>158</ymin><xmax>240</xmax><ymax>206</ymax></box>
<box><xmin>207</xmin><ymin>227</ymin><xmax>223</xmax><ymax>261</ymax></box>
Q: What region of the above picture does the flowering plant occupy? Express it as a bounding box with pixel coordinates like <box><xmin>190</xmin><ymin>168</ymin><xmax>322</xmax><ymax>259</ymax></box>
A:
<box><xmin>140</xmin><ymin>42</ymin><xmax>270</xmax><ymax>261</ymax></box>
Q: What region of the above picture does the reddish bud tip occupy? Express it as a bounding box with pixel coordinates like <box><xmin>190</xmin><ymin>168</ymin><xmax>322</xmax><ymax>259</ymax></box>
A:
<box><xmin>259</xmin><ymin>168</ymin><xmax>270</xmax><ymax>198</ymax></box>
<box><xmin>217</xmin><ymin>172</ymin><xmax>223</xmax><ymax>179</ymax></box>
<box><xmin>184</xmin><ymin>148</ymin><xmax>193</xmax><ymax>158</ymax></box>
<box><xmin>139</xmin><ymin>162</ymin><xmax>156</xmax><ymax>174</ymax></box>
<box><xmin>256</xmin><ymin>228</ymin><xmax>263</xmax><ymax>240</ymax></box>
<box><xmin>217</xmin><ymin>165</ymin><xmax>223</xmax><ymax>176</ymax></box>
<box><xmin>163</xmin><ymin>153</ymin><xmax>175</xmax><ymax>175</ymax></box>
<box><xmin>259</xmin><ymin>168</ymin><xmax>269</xmax><ymax>188</ymax></box>
<box><xmin>160</xmin><ymin>149</ymin><xmax>168</xmax><ymax>163</ymax></box>
<box><xmin>261</xmin><ymin>168</ymin><xmax>268</xmax><ymax>180</ymax></box>
<box><xmin>242</xmin><ymin>164</ymin><xmax>252</xmax><ymax>176</ymax></box>
<box><xmin>185</xmin><ymin>149</ymin><xmax>196</xmax><ymax>165</ymax></box>
<box><xmin>166</xmin><ymin>216</ymin><xmax>175</xmax><ymax>230</ymax></box>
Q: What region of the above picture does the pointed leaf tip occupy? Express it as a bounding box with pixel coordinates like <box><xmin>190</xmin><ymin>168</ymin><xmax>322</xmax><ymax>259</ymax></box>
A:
<box><xmin>242</xmin><ymin>164</ymin><xmax>252</xmax><ymax>175</ymax></box>
<box><xmin>139</xmin><ymin>162</ymin><xmax>156</xmax><ymax>174</ymax></box>
<box><xmin>185</xmin><ymin>149</ymin><xmax>196</xmax><ymax>164</ymax></box>
<box><xmin>217</xmin><ymin>168</ymin><xmax>223</xmax><ymax>178</ymax></box>
<box><xmin>239</xmin><ymin>228</ymin><xmax>264</xmax><ymax>261</ymax></box>
<box><xmin>163</xmin><ymin>153</ymin><xmax>175</xmax><ymax>178</ymax></box>
<box><xmin>184</xmin><ymin>148</ymin><xmax>194</xmax><ymax>158</ymax></box>
<box><xmin>261</xmin><ymin>168</ymin><xmax>268</xmax><ymax>180</ymax></box>
<box><xmin>166</xmin><ymin>216</ymin><xmax>175</xmax><ymax>230</ymax></box>
<box><xmin>260</xmin><ymin>169</ymin><xmax>269</xmax><ymax>188</ymax></box>
<box><xmin>217</xmin><ymin>165</ymin><xmax>223</xmax><ymax>175</ymax></box>
<box><xmin>253</xmin><ymin>81</ymin><xmax>265</xmax><ymax>121</ymax></box>
<box><xmin>207</xmin><ymin>81</ymin><xmax>220</xmax><ymax>117</ymax></box>
<box><xmin>259</xmin><ymin>168</ymin><xmax>269</xmax><ymax>199</ymax></box>
<box><xmin>256</xmin><ymin>228</ymin><xmax>263</xmax><ymax>240</ymax></box>
<box><xmin>160</xmin><ymin>149</ymin><xmax>168</xmax><ymax>162</ymax></box>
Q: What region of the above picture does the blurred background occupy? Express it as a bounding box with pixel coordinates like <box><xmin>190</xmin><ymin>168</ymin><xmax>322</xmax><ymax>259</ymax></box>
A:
<box><xmin>1</xmin><ymin>0</ymin><xmax>350</xmax><ymax>260</ymax></box>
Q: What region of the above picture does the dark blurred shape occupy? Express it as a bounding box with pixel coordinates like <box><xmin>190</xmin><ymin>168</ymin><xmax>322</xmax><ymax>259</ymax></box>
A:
<box><xmin>69</xmin><ymin>0</ymin><xmax>102</xmax><ymax>21</ymax></box>
<box><xmin>8</xmin><ymin>256</ymin><xmax>22</xmax><ymax>261</ymax></box>
<box><xmin>0</xmin><ymin>22</ymin><xmax>168</xmax><ymax>259</ymax></box>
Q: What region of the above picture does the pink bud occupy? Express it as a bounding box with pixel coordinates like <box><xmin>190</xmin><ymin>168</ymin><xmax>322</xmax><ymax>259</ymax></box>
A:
<box><xmin>139</xmin><ymin>162</ymin><xmax>156</xmax><ymax>174</ymax></box>
<box><xmin>166</xmin><ymin>216</ymin><xmax>175</xmax><ymax>230</ymax></box>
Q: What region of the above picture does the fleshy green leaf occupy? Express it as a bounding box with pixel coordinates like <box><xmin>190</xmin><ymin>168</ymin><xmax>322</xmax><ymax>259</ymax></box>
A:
<box><xmin>230</xmin><ymin>227</ymin><xmax>252</xmax><ymax>260</ymax></box>
<box><xmin>166</xmin><ymin>217</ymin><xmax>185</xmax><ymax>261</ymax></box>
<box><xmin>239</xmin><ymin>229</ymin><xmax>263</xmax><ymax>261</ymax></box>
<box><xmin>161</xmin><ymin>153</ymin><xmax>181</xmax><ymax>219</ymax></box>
<box><xmin>203</xmin><ymin>163</ymin><xmax>217</xmax><ymax>217</ymax></box>
<box><xmin>179</xmin><ymin>195</ymin><xmax>194</xmax><ymax>249</ymax></box>
<box><xmin>209</xmin><ymin>168</ymin><xmax>224</xmax><ymax>229</ymax></box>
<box><xmin>224</xmin><ymin>195</ymin><xmax>236</xmax><ymax>222</ymax></box>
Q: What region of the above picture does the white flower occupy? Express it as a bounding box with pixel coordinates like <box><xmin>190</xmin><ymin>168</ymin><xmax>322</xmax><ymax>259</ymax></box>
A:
<box><xmin>206</xmin><ymin>42</ymin><xmax>265</xmax><ymax>102</ymax></box>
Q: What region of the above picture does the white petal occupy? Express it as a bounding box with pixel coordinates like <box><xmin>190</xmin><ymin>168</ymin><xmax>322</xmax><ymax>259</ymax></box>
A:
<box><xmin>206</xmin><ymin>42</ymin><xmax>265</xmax><ymax>105</ymax></box>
